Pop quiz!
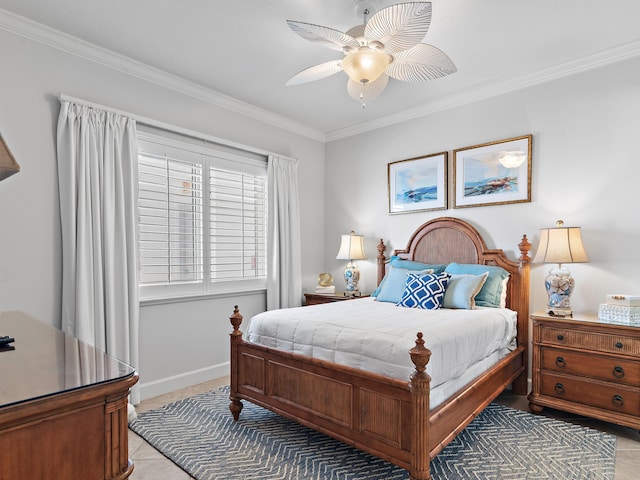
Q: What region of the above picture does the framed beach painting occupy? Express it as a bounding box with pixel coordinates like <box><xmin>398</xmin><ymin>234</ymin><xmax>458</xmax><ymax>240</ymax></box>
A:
<box><xmin>388</xmin><ymin>151</ymin><xmax>447</xmax><ymax>214</ymax></box>
<box><xmin>453</xmin><ymin>135</ymin><xmax>532</xmax><ymax>208</ymax></box>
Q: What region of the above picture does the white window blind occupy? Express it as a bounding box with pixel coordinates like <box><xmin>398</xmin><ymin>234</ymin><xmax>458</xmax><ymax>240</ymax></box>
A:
<box><xmin>138</xmin><ymin>153</ymin><xmax>203</xmax><ymax>286</ymax></box>
<box><xmin>210</xmin><ymin>168</ymin><xmax>267</xmax><ymax>281</ymax></box>
<box><xmin>137</xmin><ymin>132</ymin><xmax>267</xmax><ymax>299</ymax></box>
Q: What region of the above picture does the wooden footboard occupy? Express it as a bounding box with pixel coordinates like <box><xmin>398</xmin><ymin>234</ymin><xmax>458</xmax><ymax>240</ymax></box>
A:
<box><xmin>229</xmin><ymin>306</ymin><xmax>525</xmax><ymax>480</ymax></box>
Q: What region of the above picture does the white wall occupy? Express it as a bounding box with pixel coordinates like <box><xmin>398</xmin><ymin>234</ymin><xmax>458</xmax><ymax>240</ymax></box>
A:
<box><xmin>325</xmin><ymin>56</ymin><xmax>640</xmax><ymax>316</ymax></box>
<box><xmin>0</xmin><ymin>28</ymin><xmax>325</xmax><ymax>400</ymax></box>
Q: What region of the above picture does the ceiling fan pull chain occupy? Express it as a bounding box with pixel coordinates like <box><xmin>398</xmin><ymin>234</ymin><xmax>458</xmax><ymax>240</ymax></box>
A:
<box><xmin>360</xmin><ymin>83</ymin><xmax>366</xmax><ymax>109</ymax></box>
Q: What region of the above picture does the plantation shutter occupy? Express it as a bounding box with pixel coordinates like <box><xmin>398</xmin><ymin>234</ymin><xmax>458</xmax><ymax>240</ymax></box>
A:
<box><xmin>210</xmin><ymin>167</ymin><xmax>267</xmax><ymax>281</ymax></box>
<box><xmin>138</xmin><ymin>153</ymin><xmax>203</xmax><ymax>286</ymax></box>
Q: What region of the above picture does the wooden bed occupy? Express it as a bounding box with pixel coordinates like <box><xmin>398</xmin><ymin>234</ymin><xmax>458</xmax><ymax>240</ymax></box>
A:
<box><xmin>228</xmin><ymin>217</ymin><xmax>531</xmax><ymax>480</ymax></box>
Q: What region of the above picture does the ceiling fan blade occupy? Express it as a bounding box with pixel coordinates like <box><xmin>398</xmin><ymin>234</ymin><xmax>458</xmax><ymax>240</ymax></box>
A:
<box><xmin>365</xmin><ymin>2</ymin><xmax>432</xmax><ymax>54</ymax></box>
<box><xmin>287</xmin><ymin>20</ymin><xmax>360</xmax><ymax>51</ymax></box>
<box><xmin>347</xmin><ymin>75</ymin><xmax>389</xmax><ymax>104</ymax></box>
<box><xmin>385</xmin><ymin>43</ymin><xmax>456</xmax><ymax>81</ymax></box>
<box><xmin>286</xmin><ymin>60</ymin><xmax>343</xmax><ymax>86</ymax></box>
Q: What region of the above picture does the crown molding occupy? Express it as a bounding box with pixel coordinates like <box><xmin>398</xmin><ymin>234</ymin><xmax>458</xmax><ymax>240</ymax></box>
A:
<box><xmin>3</xmin><ymin>8</ymin><xmax>640</xmax><ymax>145</ymax></box>
<box><xmin>0</xmin><ymin>8</ymin><xmax>326</xmax><ymax>143</ymax></box>
<box><xmin>326</xmin><ymin>39</ymin><xmax>640</xmax><ymax>142</ymax></box>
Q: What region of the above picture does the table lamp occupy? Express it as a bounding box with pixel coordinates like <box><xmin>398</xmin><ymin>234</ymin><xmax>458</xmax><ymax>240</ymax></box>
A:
<box><xmin>336</xmin><ymin>231</ymin><xmax>367</xmax><ymax>294</ymax></box>
<box><xmin>533</xmin><ymin>220</ymin><xmax>589</xmax><ymax>317</ymax></box>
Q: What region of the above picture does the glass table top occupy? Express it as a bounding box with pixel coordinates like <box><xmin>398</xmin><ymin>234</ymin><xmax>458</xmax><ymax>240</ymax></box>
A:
<box><xmin>0</xmin><ymin>310</ymin><xmax>136</xmax><ymax>408</ymax></box>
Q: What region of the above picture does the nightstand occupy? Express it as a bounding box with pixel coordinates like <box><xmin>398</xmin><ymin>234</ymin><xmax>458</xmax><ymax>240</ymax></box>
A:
<box><xmin>304</xmin><ymin>292</ymin><xmax>367</xmax><ymax>306</ymax></box>
<box><xmin>528</xmin><ymin>313</ymin><xmax>640</xmax><ymax>429</ymax></box>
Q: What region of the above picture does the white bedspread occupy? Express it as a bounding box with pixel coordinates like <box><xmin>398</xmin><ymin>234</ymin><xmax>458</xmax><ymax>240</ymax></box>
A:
<box><xmin>247</xmin><ymin>297</ymin><xmax>517</xmax><ymax>390</ymax></box>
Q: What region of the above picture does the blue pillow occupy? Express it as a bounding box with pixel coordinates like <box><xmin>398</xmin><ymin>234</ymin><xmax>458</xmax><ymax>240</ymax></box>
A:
<box><xmin>443</xmin><ymin>273</ymin><xmax>488</xmax><ymax>309</ymax></box>
<box><xmin>375</xmin><ymin>266</ymin><xmax>434</xmax><ymax>303</ymax></box>
<box><xmin>397</xmin><ymin>272</ymin><xmax>451</xmax><ymax>309</ymax></box>
<box><xmin>444</xmin><ymin>263</ymin><xmax>510</xmax><ymax>308</ymax></box>
<box><xmin>389</xmin><ymin>256</ymin><xmax>446</xmax><ymax>274</ymax></box>
<box><xmin>372</xmin><ymin>257</ymin><xmax>446</xmax><ymax>298</ymax></box>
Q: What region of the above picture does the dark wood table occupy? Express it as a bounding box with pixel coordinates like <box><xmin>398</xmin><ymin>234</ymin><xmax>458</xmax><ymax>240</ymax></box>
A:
<box><xmin>0</xmin><ymin>310</ymin><xmax>138</xmax><ymax>480</ymax></box>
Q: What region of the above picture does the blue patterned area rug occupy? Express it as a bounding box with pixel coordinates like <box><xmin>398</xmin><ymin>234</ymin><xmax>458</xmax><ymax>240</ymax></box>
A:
<box><xmin>129</xmin><ymin>386</ymin><xmax>616</xmax><ymax>480</ymax></box>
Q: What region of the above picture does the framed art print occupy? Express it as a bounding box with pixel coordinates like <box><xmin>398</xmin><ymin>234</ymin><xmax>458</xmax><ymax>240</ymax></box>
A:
<box><xmin>453</xmin><ymin>135</ymin><xmax>532</xmax><ymax>208</ymax></box>
<box><xmin>388</xmin><ymin>151</ymin><xmax>447</xmax><ymax>214</ymax></box>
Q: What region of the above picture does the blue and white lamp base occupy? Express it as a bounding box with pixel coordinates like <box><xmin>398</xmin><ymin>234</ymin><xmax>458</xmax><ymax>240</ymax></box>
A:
<box><xmin>343</xmin><ymin>261</ymin><xmax>361</xmax><ymax>293</ymax></box>
<box><xmin>544</xmin><ymin>266</ymin><xmax>575</xmax><ymax>316</ymax></box>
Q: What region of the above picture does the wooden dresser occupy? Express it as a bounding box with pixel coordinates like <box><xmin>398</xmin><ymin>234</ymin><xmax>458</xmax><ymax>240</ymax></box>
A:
<box><xmin>0</xmin><ymin>311</ymin><xmax>138</xmax><ymax>479</ymax></box>
<box><xmin>528</xmin><ymin>313</ymin><xmax>640</xmax><ymax>429</ymax></box>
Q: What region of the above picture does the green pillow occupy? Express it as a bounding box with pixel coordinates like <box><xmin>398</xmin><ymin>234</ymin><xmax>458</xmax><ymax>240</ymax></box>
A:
<box><xmin>444</xmin><ymin>263</ymin><xmax>510</xmax><ymax>308</ymax></box>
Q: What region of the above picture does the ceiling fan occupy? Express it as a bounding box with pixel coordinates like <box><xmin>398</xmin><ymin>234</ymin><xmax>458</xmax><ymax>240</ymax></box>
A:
<box><xmin>285</xmin><ymin>1</ymin><xmax>456</xmax><ymax>107</ymax></box>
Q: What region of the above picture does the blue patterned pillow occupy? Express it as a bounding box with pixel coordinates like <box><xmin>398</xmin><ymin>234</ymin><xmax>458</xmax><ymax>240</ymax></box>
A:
<box><xmin>397</xmin><ymin>272</ymin><xmax>451</xmax><ymax>309</ymax></box>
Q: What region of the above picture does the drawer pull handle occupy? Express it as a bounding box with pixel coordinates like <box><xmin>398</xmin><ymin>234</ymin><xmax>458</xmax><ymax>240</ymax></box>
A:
<box><xmin>555</xmin><ymin>357</ymin><xmax>566</xmax><ymax>368</ymax></box>
<box><xmin>554</xmin><ymin>383</ymin><xmax>565</xmax><ymax>395</ymax></box>
<box><xmin>613</xmin><ymin>366</ymin><xmax>625</xmax><ymax>378</ymax></box>
<box><xmin>557</xmin><ymin>334</ymin><xmax>564</xmax><ymax>341</ymax></box>
<box><xmin>615</xmin><ymin>341</ymin><xmax>624</xmax><ymax>349</ymax></box>
<box><xmin>612</xmin><ymin>395</ymin><xmax>624</xmax><ymax>407</ymax></box>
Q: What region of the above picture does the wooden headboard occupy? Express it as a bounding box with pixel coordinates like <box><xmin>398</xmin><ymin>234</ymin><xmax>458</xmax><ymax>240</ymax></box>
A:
<box><xmin>376</xmin><ymin>217</ymin><xmax>531</xmax><ymax>391</ymax></box>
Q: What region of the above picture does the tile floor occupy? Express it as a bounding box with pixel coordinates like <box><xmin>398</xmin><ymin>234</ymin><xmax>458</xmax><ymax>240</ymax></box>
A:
<box><xmin>129</xmin><ymin>377</ymin><xmax>640</xmax><ymax>479</ymax></box>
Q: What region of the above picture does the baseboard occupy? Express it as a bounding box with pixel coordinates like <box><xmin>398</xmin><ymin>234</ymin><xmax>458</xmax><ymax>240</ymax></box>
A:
<box><xmin>139</xmin><ymin>362</ymin><xmax>229</xmax><ymax>401</ymax></box>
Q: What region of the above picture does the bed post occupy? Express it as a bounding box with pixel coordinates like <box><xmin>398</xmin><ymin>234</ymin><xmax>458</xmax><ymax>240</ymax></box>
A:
<box><xmin>512</xmin><ymin>234</ymin><xmax>532</xmax><ymax>395</ymax></box>
<box><xmin>377</xmin><ymin>238</ymin><xmax>387</xmax><ymax>286</ymax></box>
<box><xmin>229</xmin><ymin>305</ymin><xmax>244</xmax><ymax>421</ymax></box>
<box><xmin>409</xmin><ymin>332</ymin><xmax>432</xmax><ymax>480</ymax></box>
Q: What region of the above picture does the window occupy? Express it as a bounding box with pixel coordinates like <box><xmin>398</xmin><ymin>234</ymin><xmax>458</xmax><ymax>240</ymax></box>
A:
<box><xmin>137</xmin><ymin>132</ymin><xmax>267</xmax><ymax>299</ymax></box>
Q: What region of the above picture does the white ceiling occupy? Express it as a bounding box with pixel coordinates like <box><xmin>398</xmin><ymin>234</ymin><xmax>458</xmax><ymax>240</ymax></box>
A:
<box><xmin>2</xmin><ymin>0</ymin><xmax>640</xmax><ymax>139</ymax></box>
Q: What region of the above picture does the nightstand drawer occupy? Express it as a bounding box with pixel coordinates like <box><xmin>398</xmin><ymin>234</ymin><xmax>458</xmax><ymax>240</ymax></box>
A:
<box><xmin>541</xmin><ymin>347</ymin><xmax>640</xmax><ymax>386</ymax></box>
<box><xmin>541</xmin><ymin>372</ymin><xmax>640</xmax><ymax>416</ymax></box>
<box><xmin>540</xmin><ymin>326</ymin><xmax>640</xmax><ymax>357</ymax></box>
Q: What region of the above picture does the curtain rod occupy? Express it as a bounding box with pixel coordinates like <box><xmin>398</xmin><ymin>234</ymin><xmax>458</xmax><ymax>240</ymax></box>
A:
<box><xmin>58</xmin><ymin>93</ymin><xmax>289</xmax><ymax>160</ymax></box>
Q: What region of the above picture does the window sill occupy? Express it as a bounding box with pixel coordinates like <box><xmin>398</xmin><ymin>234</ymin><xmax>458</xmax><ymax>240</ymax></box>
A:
<box><xmin>139</xmin><ymin>287</ymin><xmax>266</xmax><ymax>307</ymax></box>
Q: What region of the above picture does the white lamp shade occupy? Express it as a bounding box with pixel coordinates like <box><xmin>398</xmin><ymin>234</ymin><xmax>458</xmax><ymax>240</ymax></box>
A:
<box><xmin>336</xmin><ymin>231</ymin><xmax>367</xmax><ymax>261</ymax></box>
<box><xmin>533</xmin><ymin>222</ymin><xmax>589</xmax><ymax>265</ymax></box>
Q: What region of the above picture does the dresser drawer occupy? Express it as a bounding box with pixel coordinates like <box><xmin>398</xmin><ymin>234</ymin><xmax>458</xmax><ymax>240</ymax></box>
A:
<box><xmin>541</xmin><ymin>347</ymin><xmax>640</xmax><ymax>386</ymax></box>
<box><xmin>541</xmin><ymin>372</ymin><xmax>640</xmax><ymax>416</ymax></box>
<box><xmin>540</xmin><ymin>325</ymin><xmax>640</xmax><ymax>357</ymax></box>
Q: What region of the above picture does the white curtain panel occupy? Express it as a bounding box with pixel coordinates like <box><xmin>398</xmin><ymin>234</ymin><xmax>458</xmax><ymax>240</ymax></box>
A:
<box><xmin>267</xmin><ymin>155</ymin><xmax>302</xmax><ymax>310</ymax></box>
<box><xmin>57</xmin><ymin>101</ymin><xmax>140</xmax><ymax>405</ymax></box>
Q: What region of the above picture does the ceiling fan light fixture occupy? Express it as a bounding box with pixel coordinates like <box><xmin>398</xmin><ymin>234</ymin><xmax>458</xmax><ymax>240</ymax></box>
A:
<box><xmin>285</xmin><ymin>2</ymin><xmax>455</xmax><ymax>106</ymax></box>
<box><xmin>342</xmin><ymin>47</ymin><xmax>391</xmax><ymax>84</ymax></box>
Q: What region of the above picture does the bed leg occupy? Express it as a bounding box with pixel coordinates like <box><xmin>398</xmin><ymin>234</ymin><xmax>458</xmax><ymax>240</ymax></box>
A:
<box><xmin>409</xmin><ymin>332</ymin><xmax>432</xmax><ymax>480</ymax></box>
<box><xmin>229</xmin><ymin>305</ymin><xmax>244</xmax><ymax>422</ymax></box>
